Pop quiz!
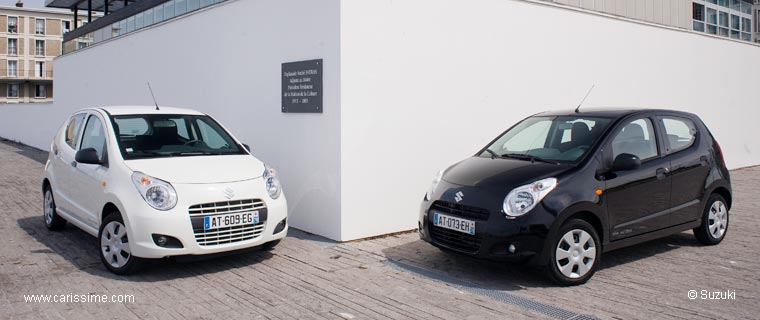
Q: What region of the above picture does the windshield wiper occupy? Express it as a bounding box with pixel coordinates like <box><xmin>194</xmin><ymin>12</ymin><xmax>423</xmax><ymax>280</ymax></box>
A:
<box><xmin>484</xmin><ymin>149</ymin><xmax>499</xmax><ymax>159</ymax></box>
<box><xmin>501</xmin><ymin>153</ymin><xmax>560</xmax><ymax>165</ymax></box>
<box><xmin>169</xmin><ymin>151</ymin><xmax>220</xmax><ymax>156</ymax></box>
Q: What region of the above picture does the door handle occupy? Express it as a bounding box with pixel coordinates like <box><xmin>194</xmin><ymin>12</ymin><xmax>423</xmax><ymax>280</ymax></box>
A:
<box><xmin>656</xmin><ymin>167</ymin><xmax>669</xmax><ymax>179</ymax></box>
<box><xmin>70</xmin><ymin>161</ymin><xmax>77</xmax><ymax>168</ymax></box>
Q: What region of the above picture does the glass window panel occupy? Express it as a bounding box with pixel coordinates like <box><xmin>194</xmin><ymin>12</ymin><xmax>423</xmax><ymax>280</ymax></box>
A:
<box><xmin>730</xmin><ymin>29</ymin><xmax>740</xmax><ymax>39</ymax></box>
<box><xmin>718</xmin><ymin>0</ymin><xmax>728</xmax><ymax>7</ymax></box>
<box><xmin>111</xmin><ymin>23</ymin><xmax>120</xmax><ymax>37</ymax></box>
<box><xmin>155</xmin><ymin>4</ymin><xmax>165</xmax><ymax>22</ymax></box>
<box><xmin>707</xmin><ymin>0</ymin><xmax>717</xmax><ymax>3</ymax></box>
<box><xmin>693</xmin><ymin>21</ymin><xmax>705</xmax><ymax>31</ymax></box>
<box><xmin>693</xmin><ymin>3</ymin><xmax>705</xmax><ymax>21</ymax></box>
<box><xmin>719</xmin><ymin>11</ymin><xmax>729</xmax><ymax>27</ymax></box>
<box><xmin>730</xmin><ymin>14</ymin><xmax>740</xmax><ymax>30</ymax></box>
<box><xmin>741</xmin><ymin>33</ymin><xmax>751</xmax><ymax>41</ymax></box>
<box><xmin>176</xmin><ymin>0</ymin><xmax>187</xmax><ymax>15</ymax></box>
<box><xmin>719</xmin><ymin>27</ymin><xmax>729</xmax><ymax>36</ymax></box>
<box><xmin>706</xmin><ymin>24</ymin><xmax>717</xmax><ymax>34</ymax></box>
<box><xmin>201</xmin><ymin>0</ymin><xmax>213</xmax><ymax>7</ymax></box>
<box><xmin>126</xmin><ymin>16</ymin><xmax>135</xmax><ymax>33</ymax></box>
<box><xmin>144</xmin><ymin>8</ymin><xmax>154</xmax><ymax>25</ymax></box>
<box><xmin>119</xmin><ymin>20</ymin><xmax>127</xmax><ymax>35</ymax></box>
<box><xmin>135</xmin><ymin>12</ymin><xmax>144</xmax><ymax>29</ymax></box>
<box><xmin>165</xmin><ymin>1</ymin><xmax>175</xmax><ymax>20</ymax></box>
<box><xmin>188</xmin><ymin>0</ymin><xmax>199</xmax><ymax>11</ymax></box>
<box><xmin>742</xmin><ymin>17</ymin><xmax>751</xmax><ymax>32</ymax></box>
<box><xmin>706</xmin><ymin>8</ymin><xmax>717</xmax><ymax>24</ymax></box>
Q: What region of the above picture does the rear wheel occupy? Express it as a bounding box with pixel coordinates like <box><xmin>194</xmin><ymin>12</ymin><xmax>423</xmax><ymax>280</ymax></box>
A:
<box><xmin>547</xmin><ymin>219</ymin><xmax>601</xmax><ymax>286</ymax></box>
<box><xmin>693</xmin><ymin>194</ymin><xmax>729</xmax><ymax>245</ymax></box>
<box><xmin>99</xmin><ymin>213</ymin><xmax>143</xmax><ymax>275</ymax></box>
<box><xmin>43</xmin><ymin>186</ymin><xmax>66</xmax><ymax>231</ymax></box>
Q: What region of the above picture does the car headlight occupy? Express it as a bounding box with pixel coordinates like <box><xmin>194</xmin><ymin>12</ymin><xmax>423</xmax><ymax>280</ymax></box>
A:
<box><xmin>131</xmin><ymin>172</ymin><xmax>177</xmax><ymax>211</ymax></box>
<box><xmin>503</xmin><ymin>177</ymin><xmax>557</xmax><ymax>217</ymax></box>
<box><xmin>264</xmin><ymin>164</ymin><xmax>282</xmax><ymax>200</ymax></box>
<box><xmin>426</xmin><ymin>169</ymin><xmax>444</xmax><ymax>201</ymax></box>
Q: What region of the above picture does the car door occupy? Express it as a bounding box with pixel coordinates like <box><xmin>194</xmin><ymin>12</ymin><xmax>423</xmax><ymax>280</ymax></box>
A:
<box><xmin>51</xmin><ymin>112</ymin><xmax>87</xmax><ymax>216</ymax></box>
<box><xmin>68</xmin><ymin>113</ymin><xmax>110</xmax><ymax>228</ymax></box>
<box><xmin>658</xmin><ymin>115</ymin><xmax>710</xmax><ymax>226</ymax></box>
<box><xmin>603</xmin><ymin>116</ymin><xmax>672</xmax><ymax>240</ymax></box>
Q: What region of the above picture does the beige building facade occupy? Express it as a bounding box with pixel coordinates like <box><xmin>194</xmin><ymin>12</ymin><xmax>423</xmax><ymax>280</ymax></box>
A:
<box><xmin>0</xmin><ymin>5</ymin><xmax>89</xmax><ymax>103</ymax></box>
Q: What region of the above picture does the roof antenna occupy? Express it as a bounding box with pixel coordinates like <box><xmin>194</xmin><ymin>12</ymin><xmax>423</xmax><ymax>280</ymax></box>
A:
<box><xmin>147</xmin><ymin>82</ymin><xmax>160</xmax><ymax>111</ymax></box>
<box><xmin>574</xmin><ymin>84</ymin><xmax>595</xmax><ymax>113</ymax></box>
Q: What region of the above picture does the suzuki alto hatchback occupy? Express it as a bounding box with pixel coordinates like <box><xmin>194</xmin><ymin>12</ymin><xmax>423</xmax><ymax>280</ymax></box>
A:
<box><xmin>419</xmin><ymin>109</ymin><xmax>731</xmax><ymax>285</ymax></box>
<box><xmin>42</xmin><ymin>106</ymin><xmax>288</xmax><ymax>274</ymax></box>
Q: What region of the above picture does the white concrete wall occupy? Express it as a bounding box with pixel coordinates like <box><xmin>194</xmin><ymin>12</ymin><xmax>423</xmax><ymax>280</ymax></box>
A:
<box><xmin>339</xmin><ymin>0</ymin><xmax>760</xmax><ymax>240</ymax></box>
<box><xmin>0</xmin><ymin>102</ymin><xmax>66</xmax><ymax>149</ymax></box>
<box><xmin>25</xmin><ymin>0</ymin><xmax>343</xmax><ymax>240</ymax></box>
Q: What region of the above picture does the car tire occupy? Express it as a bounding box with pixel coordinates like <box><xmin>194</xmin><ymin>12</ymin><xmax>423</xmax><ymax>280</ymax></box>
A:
<box><xmin>693</xmin><ymin>194</ymin><xmax>729</xmax><ymax>245</ymax></box>
<box><xmin>261</xmin><ymin>239</ymin><xmax>281</xmax><ymax>251</ymax></box>
<box><xmin>547</xmin><ymin>219</ymin><xmax>601</xmax><ymax>286</ymax></box>
<box><xmin>43</xmin><ymin>186</ymin><xmax>66</xmax><ymax>231</ymax></box>
<box><xmin>98</xmin><ymin>212</ymin><xmax>143</xmax><ymax>275</ymax></box>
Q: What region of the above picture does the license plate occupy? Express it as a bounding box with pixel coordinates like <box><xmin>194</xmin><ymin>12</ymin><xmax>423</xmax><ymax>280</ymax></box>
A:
<box><xmin>432</xmin><ymin>212</ymin><xmax>475</xmax><ymax>235</ymax></box>
<box><xmin>204</xmin><ymin>211</ymin><xmax>259</xmax><ymax>230</ymax></box>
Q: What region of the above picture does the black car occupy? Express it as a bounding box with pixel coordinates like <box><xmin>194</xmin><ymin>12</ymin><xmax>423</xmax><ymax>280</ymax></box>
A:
<box><xmin>419</xmin><ymin>109</ymin><xmax>731</xmax><ymax>285</ymax></box>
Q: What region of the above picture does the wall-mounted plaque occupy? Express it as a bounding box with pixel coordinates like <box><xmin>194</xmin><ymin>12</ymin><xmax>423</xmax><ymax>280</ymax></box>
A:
<box><xmin>282</xmin><ymin>59</ymin><xmax>323</xmax><ymax>113</ymax></box>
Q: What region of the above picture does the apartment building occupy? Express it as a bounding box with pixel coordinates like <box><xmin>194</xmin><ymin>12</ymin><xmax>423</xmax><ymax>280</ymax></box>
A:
<box><xmin>0</xmin><ymin>4</ymin><xmax>91</xmax><ymax>103</ymax></box>
<box><xmin>548</xmin><ymin>0</ymin><xmax>756</xmax><ymax>42</ymax></box>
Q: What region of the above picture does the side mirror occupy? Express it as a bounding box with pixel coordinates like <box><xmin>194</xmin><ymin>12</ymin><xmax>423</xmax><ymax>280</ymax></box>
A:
<box><xmin>242</xmin><ymin>143</ymin><xmax>251</xmax><ymax>153</ymax></box>
<box><xmin>75</xmin><ymin>148</ymin><xmax>102</xmax><ymax>165</ymax></box>
<box><xmin>612</xmin><ymin>153</ymin><xmax>641</xmax><ymax>172</ymax></box>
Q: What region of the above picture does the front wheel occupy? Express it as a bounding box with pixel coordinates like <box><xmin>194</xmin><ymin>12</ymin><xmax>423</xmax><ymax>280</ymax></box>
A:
<box><xmin>693</xmin><ymin>194</ymin><xmax>729</xmax><ymax>245</ymax></box>
<box><xmin>99</xmin><ymin>213</ymin><xmax>143</xmax><ymax>275</ymax></box>
<box><xmin>547</xmin><ymin>219</ymin><xmax>601</xmax><ymax>286</ymax></box>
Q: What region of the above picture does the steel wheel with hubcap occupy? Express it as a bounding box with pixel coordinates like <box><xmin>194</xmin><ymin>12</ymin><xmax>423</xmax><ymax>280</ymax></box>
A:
<box><xmin>43</xmin><ymin>187</ymin><xmax>66</xmax><ymax>230</ymax></box>
<box><xmin>98</xmin><ymin>213</ymin><xmax>142</xmax><ymax>274</ymax></box>
<box><xmin>548</xmin><ymin>219</ymin><xmax>601</xmax><ymax>286</ymax></box>
<box><xmin>694</xmin><ymin>194</ymin><xmax>729</xmax><ymax>245</ymax></box>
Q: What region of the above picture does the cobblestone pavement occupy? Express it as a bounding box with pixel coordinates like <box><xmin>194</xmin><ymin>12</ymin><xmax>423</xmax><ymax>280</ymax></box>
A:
<box><xmin>1</xmin><ymin>139</ymin><xmax>758</xmax><ymax>320</ymax></box>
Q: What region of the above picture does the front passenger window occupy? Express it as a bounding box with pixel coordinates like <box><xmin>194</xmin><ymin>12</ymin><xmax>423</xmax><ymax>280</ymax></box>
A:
<box><xmin>80</xmin><ymin>115</ymin><xmax>107</xmax><ymax>160</ymax></box>
<box><xmin>611</xmin><ymin>118</ymin><xmax>658</xmax><ymax>161</ymax></box>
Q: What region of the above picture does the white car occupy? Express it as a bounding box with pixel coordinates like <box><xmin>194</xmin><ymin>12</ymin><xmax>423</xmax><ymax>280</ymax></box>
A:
<box><xmin>42</xmin><ymin>106</ymin><xmax>288</xmax><ymax>274</ymax></box>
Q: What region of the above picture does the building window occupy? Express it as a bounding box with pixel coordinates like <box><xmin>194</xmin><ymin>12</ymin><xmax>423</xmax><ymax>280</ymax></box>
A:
<box><xmin>7</xmin><ymin>61</ymin><xmax>18</xmax><ymax>77</ymax></box>
<box><xmin>36</xmin><ymin>18</ymin><xmax>45</xmax><ymax>35</ymax></box>
<box><xmin>35</xmin><ymin>62</ymin><xmax>45</xmax><ymax>77</ymax></box>
<box><xmin>35</xmin><ymin>40</ymin><xmax>45</xmax><ymax>56</ymax></box>
<box><xmin>693</xmin><ymin>3</ymin><xmax>705</xmax><ymax>32</ymax></box>
<box><xmin>62</xmin><ymin>20</ymin><xmax>71</xmax><ymax>34</ymax></box>
<box><xmin>7</xmin><ymin>84</ymin><xmax>19</xmax><ymax>98</ymax></box>
<box><xmin>35</xmin><ymin>84</ymin><xmax>46</xmax><ymax>98</ymax></box>
<box><xmin>7</xmin><ymin>16</ymin><xmax>17</xmax><ymax>33</ymax></box>
<box><xmin>7</xmin><ymin>38</ymin><xmax>17</xmax><ymax>55</ymax></box>
<box><xmin>731</xmin><ymin>14</ymin><xmax>740</xmax><ymax>30</ymax></box>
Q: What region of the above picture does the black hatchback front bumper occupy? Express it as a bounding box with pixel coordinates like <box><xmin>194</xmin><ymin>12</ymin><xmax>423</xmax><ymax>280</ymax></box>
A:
<box><xmin>418</xmin><ymin>181</ymin><xmax>557</xmax><ymax>264</ymax></box>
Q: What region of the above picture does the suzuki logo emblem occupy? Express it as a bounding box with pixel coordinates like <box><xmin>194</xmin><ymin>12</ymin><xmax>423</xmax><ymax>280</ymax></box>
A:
<box><xmin>223</xmin><ymin>187</ymin><xmax>235</xmax><ymax>200</ymax></box>
<box><xmin>454</xmin><ymin>191</ymin><xmax>464</xmax><ymax>203</ymax></box>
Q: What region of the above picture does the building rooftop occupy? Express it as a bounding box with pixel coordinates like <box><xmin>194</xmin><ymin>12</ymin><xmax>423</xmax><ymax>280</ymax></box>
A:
<box><xmin>45</xmin><ymin>0</ymin><xmax>135</xmax><ymax>12</ymax></box>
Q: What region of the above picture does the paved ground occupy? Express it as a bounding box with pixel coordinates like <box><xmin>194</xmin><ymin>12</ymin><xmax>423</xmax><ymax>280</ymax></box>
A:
<box><xmin>0</xmin><ymin>139</ymin><xmax>758</xmax><ymax>320</ymax></box>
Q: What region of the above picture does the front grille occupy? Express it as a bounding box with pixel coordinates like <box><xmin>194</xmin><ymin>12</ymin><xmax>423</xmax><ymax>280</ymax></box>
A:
<box><xmin>431</xmin><ymin>201</ymin><xmax>490</xmax><ymax>220</ymax></box>
<box><xmin>430</xmin><ymin>226</ymin><xmax>483</xmax><ymax>253</ymax></box>
<box><xmin>188</xmin><ymin>199</ymin><xmax>268</xmax><ymax>246</ymax></box>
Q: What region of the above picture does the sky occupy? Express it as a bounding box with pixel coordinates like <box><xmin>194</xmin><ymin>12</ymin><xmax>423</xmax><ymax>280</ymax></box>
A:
<box><xmin>1</xmin><ymin>0</ymin><xmax>47</xmax><ymax>9</ymax></box>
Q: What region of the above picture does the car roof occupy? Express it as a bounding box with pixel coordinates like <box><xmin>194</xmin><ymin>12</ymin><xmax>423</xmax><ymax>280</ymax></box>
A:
<box><xmin>535</xmin><ymin>108</ymin><xmax>696</xmax><ymax>119</ymax></box>
<box><xmin>85</xmin><ymin>106</ymin><xmax>206</xmax><ymax>116</ymax></box>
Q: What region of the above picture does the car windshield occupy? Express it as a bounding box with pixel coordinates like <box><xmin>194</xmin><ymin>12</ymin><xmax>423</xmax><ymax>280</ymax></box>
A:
<box><xmin>481</xmin><ymin>115</ymin><xmax>613</xmax><ymax>163</ymax></box>
<box><xmin>111</xmin><ymin>114</ymin><xmax>246</xmax><ymax>160</ymax></box>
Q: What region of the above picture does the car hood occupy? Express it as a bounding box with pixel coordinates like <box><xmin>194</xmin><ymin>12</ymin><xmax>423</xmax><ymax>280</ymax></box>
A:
<box><xmin>443</xmin><ymin>156</ymin><xmax>573</xmax><ymax>189</ymax></box>
<box><xmin>124</xmin><ymin>155</ymin><xmax>265</xmax><ymax>184</ymax></box>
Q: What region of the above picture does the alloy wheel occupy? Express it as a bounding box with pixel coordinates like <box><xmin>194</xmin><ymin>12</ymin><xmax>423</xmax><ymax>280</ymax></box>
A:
<box><xmin>555</xmin><ymin>229</ymin><xmax>597</xmax><ymax>279</ymax></box>
<box><xmin>707</xmin><ymin>200</ymin><xmax>728</xmax><ymax>239</ymax></box>
<box><xmin>100</xmin><ymin>221</ymin><xmax>131</xmax><ymax>268</ymax></box>
<box><xmin>44</xmin><ymin>190</ymin><xmax>54</xmax><ymax>225</ymax></box>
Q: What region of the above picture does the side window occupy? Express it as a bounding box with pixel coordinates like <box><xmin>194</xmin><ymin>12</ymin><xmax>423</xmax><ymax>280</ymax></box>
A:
<box><xmin>662</xmin><ymin>117</ymin><xmax>697</xmax><ymax>153</ymax></box>
<box><xmin>80</xmin><ymin>115</ymin><xmax>107</xmax><ymax>159</ymax></box>
<box><xmin>64</xmin><ymin>113</ymin><xmax>86</xmax><ymax>149</ymax></box>
<box><xmin>611</xmin><ymin>118</ymin><xmax>658</xmax><ymax>161</ymax></box>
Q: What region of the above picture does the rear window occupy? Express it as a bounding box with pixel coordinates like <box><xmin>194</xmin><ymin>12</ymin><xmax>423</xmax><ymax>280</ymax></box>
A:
<box><xmin>661</xmin><ymin>117</ymin><xmax>697</xmax><ymax>153</ymax></box>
